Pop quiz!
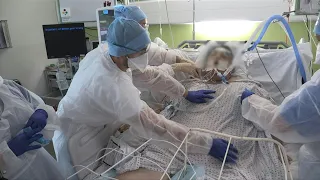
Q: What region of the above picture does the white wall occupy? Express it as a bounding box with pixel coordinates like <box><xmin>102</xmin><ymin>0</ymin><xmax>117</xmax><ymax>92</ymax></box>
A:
<box><xmin>0</xmin><ymin>0</ymin><xmax>58</xmax><ymax>95</ymax></box>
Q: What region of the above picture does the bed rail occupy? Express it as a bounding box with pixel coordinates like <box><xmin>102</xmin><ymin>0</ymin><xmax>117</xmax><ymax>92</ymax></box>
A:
<box><xmin>177</xmin><ymin>40</ymin><xmax>289</xmax><ymax>50</ymax></box>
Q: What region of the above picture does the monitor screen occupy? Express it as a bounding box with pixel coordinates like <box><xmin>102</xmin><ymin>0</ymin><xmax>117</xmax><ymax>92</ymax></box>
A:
<box><xmin>43</xmin><ymin>23</ymin><xmax>87</xmax><ymax>59</ymax></box>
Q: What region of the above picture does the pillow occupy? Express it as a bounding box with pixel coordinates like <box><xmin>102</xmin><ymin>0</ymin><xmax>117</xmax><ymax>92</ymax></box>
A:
<box><xmin>244</xmin><ymin>43</ymin><xmax>313</xmax><ymax>104</ymax></box>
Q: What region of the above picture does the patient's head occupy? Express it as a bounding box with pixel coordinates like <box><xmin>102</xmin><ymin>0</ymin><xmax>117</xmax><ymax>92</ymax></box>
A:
<box><xmin>206</xmin><ymin>46</ymin><xmax>234</xmax><ymax>72</ymax></box>
<box><xmin>196</xmin><ymin>41</ymin><xmax>247</xmax><ymax>82</ymax></box>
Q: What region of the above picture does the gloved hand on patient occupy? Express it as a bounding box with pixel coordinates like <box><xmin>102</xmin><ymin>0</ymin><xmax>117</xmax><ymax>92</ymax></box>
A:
<box><xmin>185</xmin><ymin>90</ymin><xmax>215</xmax><ymax>103</ymax></box>
<box><xmin>241</xmin><ymin>88</ymin><xmax>254</xmax><ymax>103</ymax></box>
<box><xmin>209</xmin><ymin>139</ymin><xmax>238</xmax><ymax>163</ymax></box>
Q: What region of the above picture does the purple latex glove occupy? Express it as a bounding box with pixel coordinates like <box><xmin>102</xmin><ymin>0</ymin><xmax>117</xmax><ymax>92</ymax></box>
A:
<box><xmin>7</xmin><ymin>127</ymin><xmax>43</xmax><ymax>156</ymax></box>
<box><xmin>241</xmin><ymin>88</ymin><xmax>254</xmax><ymax>104</ymax></box>
<box><xmin>25</xmin><ymin>109</ymin><xmax>48</xmax><ymax>130</ymax></box>
<box><xmin>185</xmin><ymin>90</ymin><xmax>215</xmax><ymax>103</ymax></box>
<box><xmin>209</xmin><ymin>139</ymin><xmax>238</xmax><ymax>163</ymax></box>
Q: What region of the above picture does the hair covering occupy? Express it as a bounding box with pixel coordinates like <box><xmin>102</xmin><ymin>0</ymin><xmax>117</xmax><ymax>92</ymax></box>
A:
<box><xmin>195</xmin><ymin>41</ymin><xmax>247</xmax><ymax>78</ymax></box>
<box><xmin>114</xmin><ymin>5</ymin><xmax>147</xmax><ymax>22</ymax></box>
<box><xmin>107</xmin><ymin>17</ymin><xmax>151</xmax><ymax>57</ymax></box>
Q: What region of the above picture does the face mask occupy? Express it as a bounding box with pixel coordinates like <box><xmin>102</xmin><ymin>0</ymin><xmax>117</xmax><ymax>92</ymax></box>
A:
<box><xmin>128</xmin><ymin>52</ymin><xmax>149</xmax><ymax>72</ymax></box>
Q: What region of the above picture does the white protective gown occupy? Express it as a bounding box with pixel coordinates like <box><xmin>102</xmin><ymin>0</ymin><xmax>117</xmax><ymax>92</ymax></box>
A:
<box><xmin>0</xmin><ymin>77</ymin><xmax>63</xmax><ymax>180</ymax></box>
<box><xmin>241</xmin><ymin>69</ymin><xmax>320</xmax><ymax>180</ymax></box>
<box><xmin>315</xmin><ymin>43</ymin><xmax>320</xmax><ymax>64</ymax></box>
<box><xmin>132</xmin><ymin>42</ymin><xmax>185</xmax><ymax>111</ymax></box>
<box><xmin>54</xmin><ymin>45</ymin><xmax>212</xmax><ymax>180</ymax></box>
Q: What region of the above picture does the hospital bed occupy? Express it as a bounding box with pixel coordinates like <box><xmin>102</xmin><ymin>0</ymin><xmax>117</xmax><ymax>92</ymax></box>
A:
<box><xmin>175</xmin><ymin>40</ymin><xmax>312</xmax><ymax>105</ymax></box>
<box><xmin>67</xmin><ymin>16</ymin><xmax>314</xmax><ymax>180</ymax></box>
<box><xmin>65</xmin><ymin>40</ymin><xmax>312</xmax><ymax>180</ymax></box>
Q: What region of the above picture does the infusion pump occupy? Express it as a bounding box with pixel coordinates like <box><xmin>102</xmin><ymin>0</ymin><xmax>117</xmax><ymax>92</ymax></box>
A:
<box><xmin>292</xmin><ymin>0</ymin><xmax>320</xmax><ymax>15</ymax></box>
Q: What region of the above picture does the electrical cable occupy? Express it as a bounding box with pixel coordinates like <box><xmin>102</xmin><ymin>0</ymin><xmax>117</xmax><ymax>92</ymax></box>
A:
<box><xmin>85</xmin><ymin>27</ymin><xmax>97</xmax><ymax>30</ymax></box>
<box><xmin>85</xmin><ymin>27</ymin><xmax>98</xmax><ymax>38</ymax></box>
<box><xmin>255</xmin><ymin>47</ymin><xmax>285</xmax><ymax>99</ymax></box>
<box><xmin>302</xmin><ymin>17</ymin><xmax>317</xmax><ymax>47</ymax></box>
<box><xmin>85</xmin><ymin>32</ymin><xmax>98</xmax><ymax>38</ymax></box>
<box><xmin>306</xmin><ymin>15</ymin><xmax>310</xmax><ymax>41</ymax></box>
<box><xmin>157</xmin><ymin>0</ymin><xmax>163</xmax><ymax>38</ymax></box>
<box><xmin>164</xmin><ymin>0</ymin><xmax>175</xmax><ymax>47</ymax></box>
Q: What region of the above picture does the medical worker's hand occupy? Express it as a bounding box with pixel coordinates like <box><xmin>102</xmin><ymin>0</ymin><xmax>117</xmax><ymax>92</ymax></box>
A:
<box><xmin>25</xmin><ymin>109</ymin><xmax>48</xmax><ymax>130</ymax></box>
<box><xmin>209</xmin><ymin>139</ymin><xmax>238</xmax><ymax>163</ymax></box>
<box><xmin>185</xmin><ymin>90</ymin><xmax>215</xmax><ymax>103</ymax></box>
<box><xmin>241</xmin><ymin>88</ymin><xmax>254</xmax><ymax>103</ymax></box>
<box><xmin>7</xmin><ymin>127</ymin><xmax>43</xmax><ymax>156</ymax></box>
<box><xmin>171</xmin><ymin>63</ymin><xmax>201</xmax><ymax>78</ymax></box>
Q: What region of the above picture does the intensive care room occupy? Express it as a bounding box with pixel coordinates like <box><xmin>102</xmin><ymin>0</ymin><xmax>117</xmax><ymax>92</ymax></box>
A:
<box><xmin>1</xmin><ymin>0</ymin><xmax>320</xmax><ymax>180</ymax></box>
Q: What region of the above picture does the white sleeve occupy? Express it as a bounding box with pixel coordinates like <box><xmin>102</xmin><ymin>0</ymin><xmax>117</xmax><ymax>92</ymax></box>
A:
<box><xmin>242</xmin><ymin>95</ymin><xmax>280</xmax><ymax>130</ymax></box>
<box><xmin>148</xmin><ymin>42</ymin><xmax>177</xmax><ymax>66</ymax></box>
<box><xmin>132</xmin><ymin>103</ymin><xmax>212</xmax><ymax>154</ymax></box>
<box><xmin>242</xmin><ymin>94</ymin><xmax>320</xmax><ymax>144</ymax></box>
<box><xmin>0</xmin><ymin>120</ymin><xmax>26</xmax><ymax>179</ymax></box>
<box><xmin>0</xmin><ymin>141</ymin><xmax>27</xmax><ymax>179</ymax></box>
<box><xmin>132</xmin><ymin>65</ymin><xmax>186</xmax><ymax>98</ymax></box>
<box><xmin>107</xmin><ymin>82</ymin><xmax>210</xmax><ymax>154</ymax></box>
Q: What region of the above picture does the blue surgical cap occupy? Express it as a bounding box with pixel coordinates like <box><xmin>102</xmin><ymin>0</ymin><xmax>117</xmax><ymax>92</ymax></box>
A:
<box><xmin>114</xmin><ymin>5</ymin><xmax>147</xmax><ymax>22</ymax></box>
<box><xmin>107</xmin><ymin>17</ymin><xmax>151</xmax><ymax>57</ymax></box>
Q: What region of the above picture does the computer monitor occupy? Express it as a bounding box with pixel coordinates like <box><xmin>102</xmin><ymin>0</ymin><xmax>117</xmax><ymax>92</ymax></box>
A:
<box><xmin>43</xmin><ymin>23</ymin><xmax>87</xmax><ymax>59</ymax></box>
<box><xmin>96</xmin><ymin>7</ymin><xmax>115</xmax><ymax>44</ymax></box>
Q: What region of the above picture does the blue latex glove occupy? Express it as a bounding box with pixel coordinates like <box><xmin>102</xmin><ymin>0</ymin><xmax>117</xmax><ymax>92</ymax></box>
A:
<box><xmin>185</xmin><ymin>90</ymin><xmax>215</xmax><ymax>103</ymax></box>
<box><xmin>314</xmin><ymin>15</ymin><xmax>320</xmax><ymax>35</ymax></box>
<box><xmin>209</xmin><ymin>139</ymin><xmax>238</xmax><ymax>163</ymax></box>
<box><xmin>25</xmin><ymin>109</ymin><xmax>48</xmax><ymax>130</ymax></box>
<box><xmin>7</xmin><ymin>127</ymin><xmax>43</xmax><ymax>156</ymax></box>
<box><xmin>241</xmin><ymin>88</ymin><xmax>254</xmax><ymax>103</ymax></box>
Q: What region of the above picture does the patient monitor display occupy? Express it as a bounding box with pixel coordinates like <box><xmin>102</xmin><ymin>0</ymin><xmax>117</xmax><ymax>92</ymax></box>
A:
<box><xmin>43</xmin><ymin>23</ymin><xmax>87</xmax><ymax>59</ymax></box>
<box><xmin>96</xmin><ymin>7</ymin><xmax>115</xmax><ymax>44</ymax></box>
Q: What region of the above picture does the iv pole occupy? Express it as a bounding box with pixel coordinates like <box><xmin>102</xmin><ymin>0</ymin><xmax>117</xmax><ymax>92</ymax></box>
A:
<box><xmin>192</xmin><ymin>0</ymin><xmax>196</xmax><ymax>40</ymax></box>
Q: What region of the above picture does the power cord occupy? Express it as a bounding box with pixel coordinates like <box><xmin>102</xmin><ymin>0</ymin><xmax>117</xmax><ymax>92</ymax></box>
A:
<box><xmin>85</xmin><ymin>32</ymin><xmax>98</xmax><ymax>38</ymax></box>
<box><xmin>306</xmin><ymin>15</ymin><xmax>310</xmax><ymax>41</ymax></box>
<box><xmin>164</xmin><ymin>0</ymin><xmax>175</xmax><ymax>47</ymax></box>
<box><xmin>255</xmin><ymin>48</ymin><xmax>286</xmax><ymax>99</ymax></box>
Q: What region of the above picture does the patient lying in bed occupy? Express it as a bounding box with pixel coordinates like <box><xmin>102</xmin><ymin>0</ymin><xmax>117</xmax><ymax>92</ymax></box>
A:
<box><xmin>92</xmin><ymin>42</ymin><xmax>285</xmax><ymax>180</ymax></box>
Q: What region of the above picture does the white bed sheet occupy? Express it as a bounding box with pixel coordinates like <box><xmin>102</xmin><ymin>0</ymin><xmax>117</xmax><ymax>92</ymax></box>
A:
<box><xmin>244</xmin><ymin>43</ymin><xmax>313</xmax><ymax>105</ymax></box>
